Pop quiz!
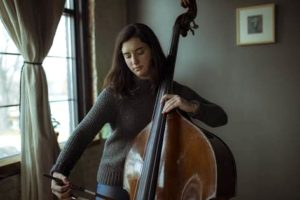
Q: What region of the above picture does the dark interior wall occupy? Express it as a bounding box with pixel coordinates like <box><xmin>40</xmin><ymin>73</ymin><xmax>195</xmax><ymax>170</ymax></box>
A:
<box><xmin>94</xmin><ymin>0</ymin><xmax>127</xmax><ymax>91</ymax></box>
<box><xmin>127</xmin><ymin>0</ymin><xmax>300</xmax><ymax>199</ymax></box>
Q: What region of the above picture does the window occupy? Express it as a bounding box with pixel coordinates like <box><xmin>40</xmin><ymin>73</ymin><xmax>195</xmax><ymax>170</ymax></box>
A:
<box><xmin>0</xmin><ymin>0</ymin><xmax>92</xmax><ymax>161</ymax></box>
<box><xmin>45</xmin><ymin>1</ymin><xmax>78</xmax><ymax>144</ymax></box>
<box><xmin>0</xmin><ymin>21</ymin><xmax>22</xmax><ymax>159</ymax></box>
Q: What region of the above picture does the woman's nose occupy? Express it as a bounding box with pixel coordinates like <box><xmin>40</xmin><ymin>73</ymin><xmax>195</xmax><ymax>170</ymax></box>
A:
<box><xmin>131</xmin><ymin>55</ymin><xmax>139</xmax><ymax>64</ymax></box>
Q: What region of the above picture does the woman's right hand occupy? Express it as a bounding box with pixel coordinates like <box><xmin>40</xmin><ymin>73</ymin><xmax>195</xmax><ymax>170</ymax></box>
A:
<box><xmin>51</xmin><ymin>172</ymin><xmax>72</xmax><ymax>200</ymax></box>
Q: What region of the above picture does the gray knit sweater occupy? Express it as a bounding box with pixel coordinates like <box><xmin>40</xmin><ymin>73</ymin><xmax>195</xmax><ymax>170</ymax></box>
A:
<box><xmin>51</xmin><ymin>80</ymin><xmax>227</xmax><ymax>186</ymax></box>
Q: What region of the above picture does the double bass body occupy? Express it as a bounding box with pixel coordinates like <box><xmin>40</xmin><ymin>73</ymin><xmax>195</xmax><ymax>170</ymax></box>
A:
<box><xmin>124</xmin><ymin>111</ymin><xmax>236</xmax><ymax>200</ymax></box>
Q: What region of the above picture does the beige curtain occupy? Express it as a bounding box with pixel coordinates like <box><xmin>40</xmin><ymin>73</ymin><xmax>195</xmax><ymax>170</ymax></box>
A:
<box><xmin>0</xmin><ymin>0</ymin><xmax>65</xmax><ymax>199</ymax></box>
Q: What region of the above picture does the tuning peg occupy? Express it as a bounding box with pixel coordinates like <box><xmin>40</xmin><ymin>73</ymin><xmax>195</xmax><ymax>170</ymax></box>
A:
<box><xmin>191</xmin><ymin>20</ymin><xmax>199</xmax><ymax>29</ymax></box>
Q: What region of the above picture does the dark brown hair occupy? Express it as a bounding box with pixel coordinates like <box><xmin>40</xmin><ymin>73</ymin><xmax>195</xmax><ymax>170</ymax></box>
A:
<box><xmin>103</xmin><ymin>23</ymin><xmax>167</xmax><ymax>97</ymax></box>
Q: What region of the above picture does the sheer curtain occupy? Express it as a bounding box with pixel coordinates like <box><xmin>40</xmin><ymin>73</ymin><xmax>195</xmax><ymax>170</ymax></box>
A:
<box><xmin>0</xmin><ymin>0</ymin><xmax>65</xmax><ymax>199</ymax></box>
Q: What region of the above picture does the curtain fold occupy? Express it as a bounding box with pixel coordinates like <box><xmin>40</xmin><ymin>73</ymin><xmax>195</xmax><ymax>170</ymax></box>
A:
<box><xmin>0</xmin><ymin>0</ymin><xmax>66</xmax><ymax>199</ymax></box>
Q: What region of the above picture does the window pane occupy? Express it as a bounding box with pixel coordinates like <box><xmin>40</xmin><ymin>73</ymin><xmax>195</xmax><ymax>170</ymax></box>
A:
<box><xmin>0</xmin><ymin>22</ymin><xmax>19</xmax><ymax>53</ymax></box>
<box><xmin>0</xmin><ymin>54</ymin><xmax>23</xmax><ymax>106</ymax></box>
<box><xmin>65</xmin><ymin>0</ymin><xmax>74</xmax><ymax>10</ymax></box>
<box><xmin>0</xmin><ymin>20</ymin><xmax>21</xmax><ymax>159</ymax></box>
<box><xmin>43</xmin><ymin>57</ymin><xmax>75</xmax><ymax>101</ymax></box>
<box><xmin>44</xmin><ymin>57</ymin><xmax>77</xmax><ymax>143</ymax></box>
<box><xmin>50</xmin><ymin>101</ymin><xmax>75</xmax><ymax>143</ymax></box>
<box><xmin>44</xmin><ymin>12</ymin><xmax>77</xmax><ymax>143</ymax></box>
<box><xmin>44</xmin><ymin>56</ymin><xmax>77</xmax><ymax>144</ymax></box>
<box><xmin>0</xmin><ymin>106</ymin><xmax>21</xmax><ymax>159</ymax></box>
<box><xmin>48</xmin><ymin>15</ymin><xmax>74</xmax><ymax>58</ymax></box>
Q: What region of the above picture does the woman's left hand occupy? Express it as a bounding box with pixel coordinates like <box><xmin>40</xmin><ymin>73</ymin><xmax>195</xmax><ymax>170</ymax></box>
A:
<box><xmin>161</xmin><ymin>94</ymin><xmax>198</xmax><ymax>114</ymax></box>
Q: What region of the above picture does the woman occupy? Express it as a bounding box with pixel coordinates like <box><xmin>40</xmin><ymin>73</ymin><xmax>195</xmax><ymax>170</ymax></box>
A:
<box><xmin>51</xmin><ymin>23</ymin><xmax>227</xmax><ymax>200</ymax></box>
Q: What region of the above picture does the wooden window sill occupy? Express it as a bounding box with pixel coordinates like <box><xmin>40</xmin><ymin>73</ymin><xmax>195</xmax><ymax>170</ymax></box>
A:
<box><xmin>0</xmin><ymin>155</ymin><xmax>21</xmax><ymax>180</ymax></box>
<box><xmin>0</xmin><ymin>138</ymin><xmax>102</xmax><ymax>180</ymax></box>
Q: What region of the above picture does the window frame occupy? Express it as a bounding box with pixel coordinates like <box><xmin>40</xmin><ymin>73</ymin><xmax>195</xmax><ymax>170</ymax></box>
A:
<box><xmin>73</xmin><ymin>1</ymin><xmax>94</xmax><ymax>121</ymax></box>
<box><xmin>0</xmin><ymin>0</ymin><xmax>93</xmax><ymax>179</ymax></box>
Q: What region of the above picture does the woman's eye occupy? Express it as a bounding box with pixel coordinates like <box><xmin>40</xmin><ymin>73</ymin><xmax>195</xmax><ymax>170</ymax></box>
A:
<box><xmin>124</xmin><ymin>54</ymin><xmax>131</xmax><ymax>59</ymax></box>
<box><xmin>136</xmin><ymin>49</ymin><xmax>144</xmax><ymax>55</ymax></box>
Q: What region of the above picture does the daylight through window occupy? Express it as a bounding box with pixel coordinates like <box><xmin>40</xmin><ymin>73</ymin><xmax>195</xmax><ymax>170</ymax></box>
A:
<box><xmin>0</xmin><ymin>1</ymin><xmax>77</xmax><ymax>159</ymax></box>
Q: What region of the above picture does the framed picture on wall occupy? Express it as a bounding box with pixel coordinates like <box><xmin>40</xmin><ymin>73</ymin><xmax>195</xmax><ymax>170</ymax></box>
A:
<box><xmin>236</xmin><ymin>3</ymin><xmax>275</xmax><ymax>45</ymax></box>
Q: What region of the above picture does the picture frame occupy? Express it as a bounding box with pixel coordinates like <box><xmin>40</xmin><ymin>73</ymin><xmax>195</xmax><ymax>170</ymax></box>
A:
<box><xmin>236</xmin><ymin>3</ymin><xmax>275</xmax><ymax>45</ymax></box>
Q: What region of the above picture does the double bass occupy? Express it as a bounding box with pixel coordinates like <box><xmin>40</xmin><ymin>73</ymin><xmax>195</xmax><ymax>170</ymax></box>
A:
<box><xmin>123</xmin><ymin>1</ymin><xmax>236</xmax><ymax>199</ymax></box>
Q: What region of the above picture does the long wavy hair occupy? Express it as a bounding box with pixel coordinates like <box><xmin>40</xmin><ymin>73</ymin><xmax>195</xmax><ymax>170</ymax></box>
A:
<box><xmin>103</xmin><ymin>23</ymin><xmax>167</xmax><ymax>97</ymax></box>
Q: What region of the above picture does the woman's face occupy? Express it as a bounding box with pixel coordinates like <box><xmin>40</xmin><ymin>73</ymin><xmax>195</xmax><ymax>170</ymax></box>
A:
<box><xmin>121</xmin><ymin>37</ymin><xmax>152</xmax><ymax>79</ymax></box>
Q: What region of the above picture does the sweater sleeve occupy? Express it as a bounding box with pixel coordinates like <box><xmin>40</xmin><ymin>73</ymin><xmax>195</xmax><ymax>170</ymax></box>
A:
<box><xmin>173</xmin><ymin>82</ymin><xmax>228</xmax><ymax>127</ymax></box>
<box><xmin>51</xmin><ymin>88</ymin><xmax>118</xmax><ymax>176</ymax></box>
